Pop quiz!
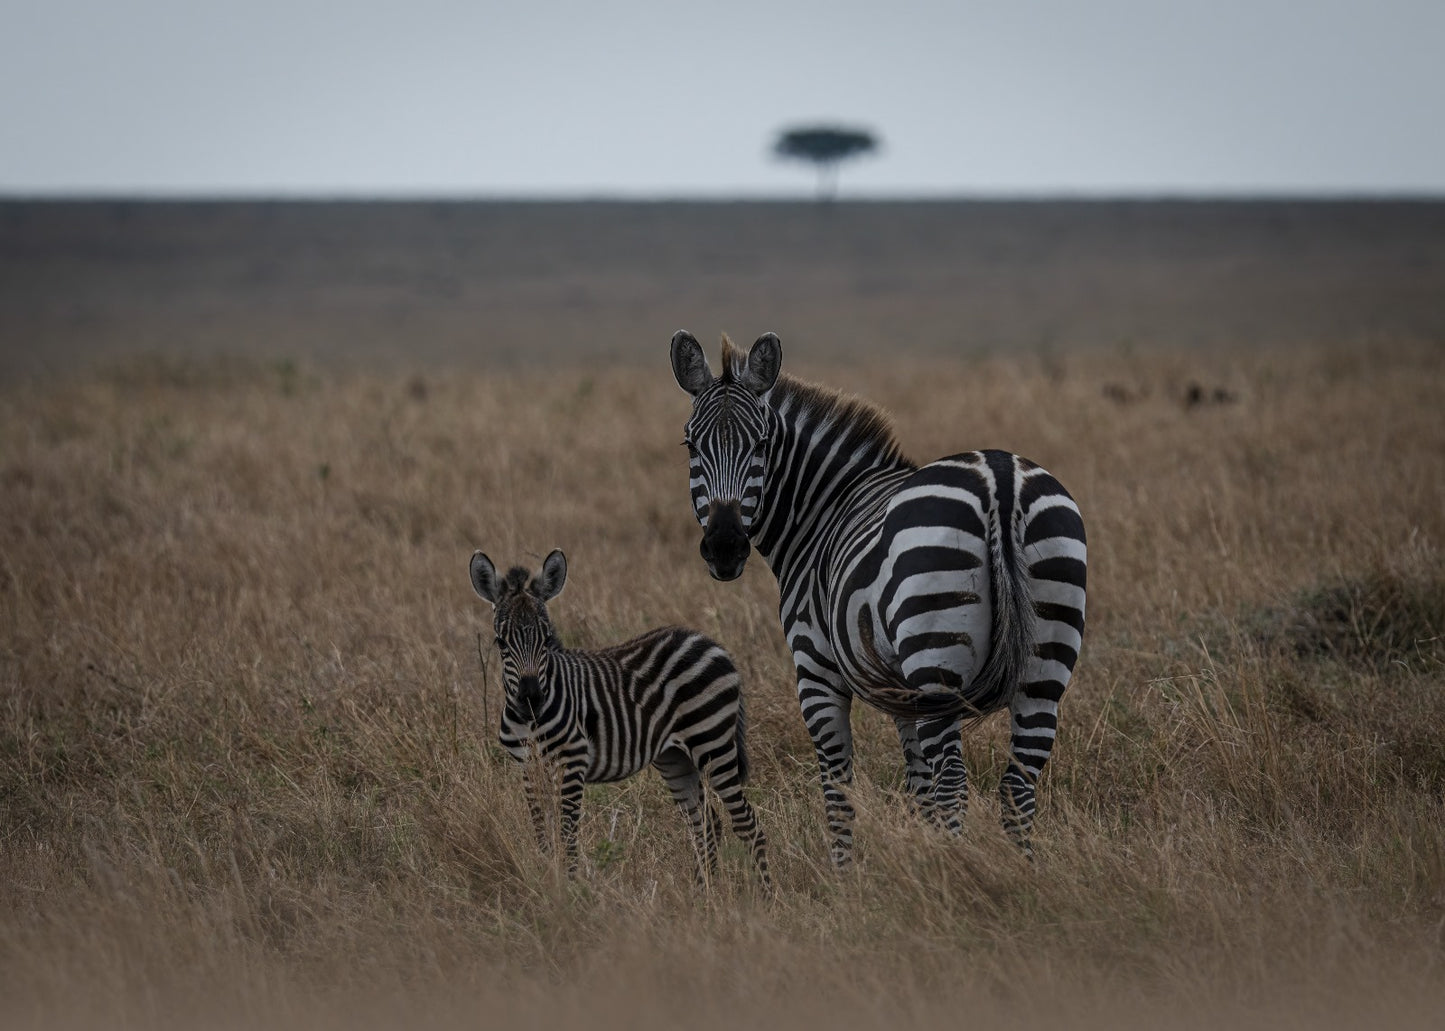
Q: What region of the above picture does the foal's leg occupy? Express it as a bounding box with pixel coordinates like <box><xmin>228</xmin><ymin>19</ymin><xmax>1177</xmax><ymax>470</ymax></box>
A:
<box><xmin>653</xmin><ymin>748</ymin><xmax>717</xmax><ymax>882</ymax></box>
<box><xmin>697</xmin><ymin>743</ymin><xmax>772</xmax><ymax>891</ymax></box>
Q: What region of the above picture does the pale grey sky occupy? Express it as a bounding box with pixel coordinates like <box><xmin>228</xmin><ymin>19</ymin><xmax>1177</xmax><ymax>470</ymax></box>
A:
<box><xmin>2</xmin><ymin>0</ymin><xmax>1442</xmax><ymax>196</ymax></box>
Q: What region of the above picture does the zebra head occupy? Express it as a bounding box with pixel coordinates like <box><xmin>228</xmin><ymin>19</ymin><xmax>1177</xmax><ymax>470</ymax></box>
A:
<box><xmin>469</xmin><ymin>549</ymin><xmax>568</xmax><ymax>723</ymax></box>
<box><xmin>670</xmin><ymin>330</ymin><xmax>782</xmax><ymax>582</ymax></box>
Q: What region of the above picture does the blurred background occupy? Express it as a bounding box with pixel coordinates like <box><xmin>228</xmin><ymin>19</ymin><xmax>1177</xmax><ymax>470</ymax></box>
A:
<box><xmin>2</xmin><ymin>0</ymin><xmax>1443</xmax><ymax>377</ymax></box>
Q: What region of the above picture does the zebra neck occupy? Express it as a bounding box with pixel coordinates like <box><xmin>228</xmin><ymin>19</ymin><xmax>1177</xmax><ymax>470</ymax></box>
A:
<box><xmin>753</xmin><ymin>401</ymin><xmax>914</xmax><ymax>583</ymax></box>
<box><xmin>502</xmin><ymin>686</ymin><xmax>577</xmax><ymax>744</ymax></box>
<box><xmin>549</xmin><ymin>649</ymin><xmax>622</xmax><ymax>712</ymax></box>
<box><xmin>546</xmin><ymin>651</ymin><xmax>588</xmax><ymax>705</ymax></box>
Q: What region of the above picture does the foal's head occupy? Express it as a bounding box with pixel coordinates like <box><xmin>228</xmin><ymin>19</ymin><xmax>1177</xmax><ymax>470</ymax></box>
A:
<box><xmin>469</xmin><ymin>549</ymin><xmax>568</xmax><ymax>722</ymax></box>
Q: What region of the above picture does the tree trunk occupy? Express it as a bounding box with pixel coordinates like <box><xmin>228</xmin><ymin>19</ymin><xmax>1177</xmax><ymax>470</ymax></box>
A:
<box><xmin>816</xmin><ymin>161</ymin><xmax>839</xmax><ymax>203</ymax></box>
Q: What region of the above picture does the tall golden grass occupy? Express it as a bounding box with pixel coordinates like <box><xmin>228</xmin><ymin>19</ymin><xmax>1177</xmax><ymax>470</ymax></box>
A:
<box><xmin>2</xmin><ymin>339</ymin><xmax>1443</xmax><ymax>1028</ymax></box>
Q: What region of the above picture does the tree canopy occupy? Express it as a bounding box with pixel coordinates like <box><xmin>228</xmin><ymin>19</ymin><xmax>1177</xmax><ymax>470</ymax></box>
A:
<box><xmin>774</xmin><ymin>127</ymin><xmax>878</xmax><ymax>165</ymax></box>
<box><xmin>772</xmin><ymin>125</ymin><xmax>880</xmax><ymax>200</ymax></box>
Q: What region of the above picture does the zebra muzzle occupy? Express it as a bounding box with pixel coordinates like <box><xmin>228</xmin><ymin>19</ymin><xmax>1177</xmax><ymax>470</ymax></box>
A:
<box><xmin>700</xmin><ymin>502</ymin><xmax>750</xmax><ymax>581</ymax></box>
<box><xmin>517</xmin><ymin>675</ymin><xmax>544</xmax><ymax>719</ymax></box>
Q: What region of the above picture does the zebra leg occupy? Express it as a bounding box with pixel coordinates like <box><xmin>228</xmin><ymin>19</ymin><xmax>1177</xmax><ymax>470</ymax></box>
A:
<box><xmin>999</xmin><ymin>671</ymin><xmax>1070</xmax><ymax>859</ymax></box>
<box><xmin>918</xmin><ymin>713</ymin><xmax>968</xmax><ymax>835</ymax></box>
<box><xmin>799</xmin><ymin>679</ymin><xmax>856</xmax><ymax>868</ymax></box>
<box><xmin>893</xmin><ymin>716</ymin><xmax>936</xmax><ymax>824</ymax></box>
<box><xmin>700</xmin><ymin>758</ymin><xmax>773</xmax><ymax>892</ymax></box>
<box><xmin>521</xmin><ymin>762</ymin><xmax>553</xmax><ymax>855</ymax></box>
<box><xmin>1002</xmin><ymin>548</ymin><xmax>1083</xmax><ymax>856</ymax></box>
<box><xmin>558</xmin><ymin>757</ymin><xmax>587</xmax><ymax>875</ymax></box>
<box><xmin>654</xmin><ymin>749</ymin><xmax>717</xmax><ymax>884</ymax></box>
<box><xmin>1009</xmin><ymin>464</ymin><xmax>1086</xmax><ymax>857</ymax></box>
<box><xmin>705</xmin><ymin>803</ymin><xmax>725</xmax><ymax>858</ymax></box>
<box><xmin>720</xmin><ymin>790</ymin><xmax>772</xmax><ymax>891</ymax></box>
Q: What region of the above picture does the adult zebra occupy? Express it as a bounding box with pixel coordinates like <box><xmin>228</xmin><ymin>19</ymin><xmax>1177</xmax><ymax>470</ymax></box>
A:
<box><xmin>669</xmin><ymin>331</ymin><xmax>1086</xmax><ymax>865</ymax></box>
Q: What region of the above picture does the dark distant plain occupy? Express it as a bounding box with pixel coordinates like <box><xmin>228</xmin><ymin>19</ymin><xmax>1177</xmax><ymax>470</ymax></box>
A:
<box><xmin>2</xmin><ymin>199</ymin><xmax>1443</xmax><ymax>378</ymax></box>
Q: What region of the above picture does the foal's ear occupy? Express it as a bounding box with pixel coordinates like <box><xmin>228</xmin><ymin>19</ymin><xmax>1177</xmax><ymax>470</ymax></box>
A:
<box><xmin>670</xmin><ymin>330</ymin><xmax>714</xmax><ymax>396</ymax></box>
<box><xmin>741</xmin><ymin>332</ymin><xmax>782</xmax><ymax>395</ymax></box>
<box><xmin>469</xmin><ymin>551</ymin><xmax>500</xmax><ymax>604</ymax></box>
<box><xmin>531</xmin><ymin>549</ymin><xmax>568</xmax><ymax>601</ymax></box>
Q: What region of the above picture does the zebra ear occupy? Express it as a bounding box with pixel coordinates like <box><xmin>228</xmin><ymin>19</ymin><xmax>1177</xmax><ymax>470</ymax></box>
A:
<box><xmin>531</xmin><ymin>549</ymin><xmax>568</xmax><ymax>601</ymax></box>
<box><xmin>670</xmin><ymin>330</ymin><xmax>714</xmax><ymax>396</ymax></box>
<box><xmin>741</xmin><ymin>333</ymin><xmax>782</xmax><ymax>395</ymax></box>
<box><xmin>469</xmin><ymin>551</ymin><xmax>500</xmax><ymax>604</ymax></box>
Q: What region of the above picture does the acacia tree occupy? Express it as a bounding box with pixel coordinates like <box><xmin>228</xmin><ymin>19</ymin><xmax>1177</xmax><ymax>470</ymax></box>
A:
<box><xmin>773</xmin><ymin>125</ymin><xmax>880</xmax><ymax>200</ymax></box>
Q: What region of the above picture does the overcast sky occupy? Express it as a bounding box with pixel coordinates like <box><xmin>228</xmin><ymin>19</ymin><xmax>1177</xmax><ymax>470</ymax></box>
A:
<box><xmin>2</xmin><ymin>1</ymin><xmax>1442</xmax><ymax>197</ymax></box>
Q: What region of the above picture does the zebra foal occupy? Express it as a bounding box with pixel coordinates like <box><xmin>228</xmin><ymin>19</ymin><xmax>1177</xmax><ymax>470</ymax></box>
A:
<box><xmin>468</xmin><ymin>548</ymin><xmax>771</xmax><ymax>889</ymax></box>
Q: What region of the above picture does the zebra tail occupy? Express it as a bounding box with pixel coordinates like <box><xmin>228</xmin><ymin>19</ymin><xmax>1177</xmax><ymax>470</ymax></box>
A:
<box><xmin>963</xmin><ymin>498</ymin><xmax>1035</xmax><ymax>718</ymax></box>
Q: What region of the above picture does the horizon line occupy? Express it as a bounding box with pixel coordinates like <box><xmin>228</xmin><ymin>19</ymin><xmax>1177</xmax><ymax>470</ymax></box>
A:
<box><xmin>3</xmin><ymin>187</ymin><xmax>1444</xmax><ymax>204</ymax></box>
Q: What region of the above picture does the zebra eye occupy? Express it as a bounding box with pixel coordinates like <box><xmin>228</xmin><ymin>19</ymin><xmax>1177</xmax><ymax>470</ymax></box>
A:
<box><xmin>494</xmin><ymin>636</ymin><xmax>505</xmax><ymax>650</ymax></box>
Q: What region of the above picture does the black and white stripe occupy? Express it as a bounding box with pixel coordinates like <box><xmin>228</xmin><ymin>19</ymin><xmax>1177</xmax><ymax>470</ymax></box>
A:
<box><xmin>671</xmin><ymin>332</ymin><xmax>1087</xmax><ymax>864</ymax></box>
<box><xmin>468</xmin><ymin>548</ymin><xmax>771</xmax><ymax>888</ymax></box>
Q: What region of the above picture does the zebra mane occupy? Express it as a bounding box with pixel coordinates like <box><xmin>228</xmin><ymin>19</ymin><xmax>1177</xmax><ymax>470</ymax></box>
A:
<box><xmin>719</xmin><ymin>334</ymin><xmax>909</xmax><ymax>464</ymax></box>
<box><xmin>719</xmin><ymin>334</ymin><xmax>748</xmax><ymax>384</ymax></box>
<box><xmin>780</xmin><ymin>378</ymin><xmax>912</xmax><ymax>467</ymax></box>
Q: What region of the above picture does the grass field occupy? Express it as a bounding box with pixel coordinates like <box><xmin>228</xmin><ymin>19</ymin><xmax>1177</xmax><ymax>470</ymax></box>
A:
<box><xmin>3</xmin><ymin>329</ymin><xmax>1443</xmax><ymax>1029</ymax></box>
<box><xmin>3</xmin><ymin>202</ymin><xmax>1445</xmax><ymax>1028</ymax></box>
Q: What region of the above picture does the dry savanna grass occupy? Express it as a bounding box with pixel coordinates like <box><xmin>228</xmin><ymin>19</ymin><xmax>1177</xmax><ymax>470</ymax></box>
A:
<box><xmin>2</xmin><ymin>338</ymin><xmax>1444</xmax><ymax>1028</ymax></box>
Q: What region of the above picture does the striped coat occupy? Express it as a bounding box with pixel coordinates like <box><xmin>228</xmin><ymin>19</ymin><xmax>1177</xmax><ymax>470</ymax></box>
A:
<box><xmin>469</xmin><ymin>548</ymin><xmax>771</xmax><ymax>888</ymax></box>
<box><xmin>671</xmin><ymin>332</ymin><xmax>1086</xmax><ymax>864</ymax></box>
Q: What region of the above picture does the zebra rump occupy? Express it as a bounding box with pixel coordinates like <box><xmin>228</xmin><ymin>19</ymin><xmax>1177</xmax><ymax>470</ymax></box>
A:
<box><xmin>852</xmin><ymin>459</ymin><xmax>1036</xmax><ymax>721</ymax></box>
